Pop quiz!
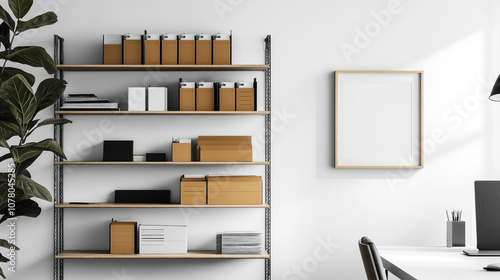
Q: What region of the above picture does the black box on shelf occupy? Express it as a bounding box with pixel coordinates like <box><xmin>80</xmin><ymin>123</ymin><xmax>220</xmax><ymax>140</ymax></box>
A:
<box><xmin>146</xmin><ymin>153</ymin><xmax>167</xmax><ymax>161</ymax></box>
<box><xmin>103</xmin><ymin>140</ymin><xmax>133</xmax><ymax>161</ymax></box>
<box><xmin>114</xmin><ymin>190</ymin><xmax>171</xmax><ymax>204</ymax></box>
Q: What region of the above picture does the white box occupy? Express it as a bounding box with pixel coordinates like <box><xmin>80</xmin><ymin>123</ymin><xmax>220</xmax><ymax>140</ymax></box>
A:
<box><xmin>148</xmin><ymin>87</ymin><xmax>168</xmax><ymax>111</ymax></box>
<box><xmin>139</xmin><ymin>225</ymin><xmax>187</xmax><ymax>254</ymax></box>
<box><xmin>128</xmin><ymin>87</ymin><xmax>146</xmax><ymax>111</ymax></box>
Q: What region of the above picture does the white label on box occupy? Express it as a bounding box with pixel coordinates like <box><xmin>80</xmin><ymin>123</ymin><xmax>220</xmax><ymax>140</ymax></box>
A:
<box><xmin>220</xmin><ymin>82</ymin><xmax>235</xmax><ymax>88</ymax></box>
<box><xmin>148</xmin><ymin>87</ymin><xmax>167</xmax><ymax>111</ymax></box>
<box><xmin>196</xmin><ymin>34</ymin><xmax>211</xmax><ymax>40</ymax></box>
<box><xmin>180</xmin><ymin>34</ymin><xmax>195</xmax><ymax>40</ymax></box>
<box><xmin>124</xmin><ymin>33</ymin><xmax>141</xmax><ymax>40</ymax></box>
<box><xmin>180</xmin><ymin>82</ymin><xmax>195</xmax><ymax>88</ymax></box>
<box><xmin>162</xmin><ymin>34</ymin><xmax>177</xmax><ymax>40</ymax></box>
<box><xmin>128</xmin><ymin>87</ymin><xmax>146</xmax><ymax>111</ymax></box>
<box><xmin>104</xmin><ymin>34</ymin><xmax>122</xmax><ymax>45</ymax></box>
<box><xmin>197</xmin><ymin>82</ymin><xmax>214</xmax><ymax>88</ymax></box>
<box><xmin>215</xmin><ymin>33</ymin><xmax>230</xmax><ymax>40</ymax></box>
<box><xmin>236</xmin><ymin>82</ymin><xmax>253</xmax><ymax>88</ymax></box>
<box><xmin>146</xmin><ymin>34</ymin><xmax>161</xmax><ymax>40</ymax></box>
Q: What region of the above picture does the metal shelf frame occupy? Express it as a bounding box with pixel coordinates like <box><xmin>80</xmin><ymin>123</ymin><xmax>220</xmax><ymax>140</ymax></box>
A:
<box><xmin>53</xmin><ymin>34</ymin><xmax>272</xmax><ymax>280</ymax></box>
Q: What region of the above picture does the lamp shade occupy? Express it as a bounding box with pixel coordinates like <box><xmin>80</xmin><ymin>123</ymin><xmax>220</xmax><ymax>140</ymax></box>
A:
<box><xmin>490</xmin><ymin>74</ymin><xmax>500</xmax><ymax>101</ymax></box>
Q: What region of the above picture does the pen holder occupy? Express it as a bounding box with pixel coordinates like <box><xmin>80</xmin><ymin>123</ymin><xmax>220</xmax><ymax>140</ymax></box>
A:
<box><xmin>446</xmin><ymin>221</ymin><xmax>465</xmax><ymax>247</ymax></box>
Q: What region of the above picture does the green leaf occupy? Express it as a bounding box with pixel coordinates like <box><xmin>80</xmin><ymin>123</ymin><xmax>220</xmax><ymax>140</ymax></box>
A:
<box><xmin>0</xmin><ymin>5</ymin><xmax>15</xmax><ymax>31</ymax></box>
<box><xmin>16</xmin><ymin>174</ymin><xmax>51</xmax><ymax>201</ymax></box>
<box><xmin>34</xmin><ymin>78</ymin><xmax>66</xmax><ymax>113</ymax></box>
<box><xmin>0</xmin><ymin>139</ymin><xmax>8</xmax><ymax>149</ymax></box>
<box><xmin>0</xmin><ymin>74</ymin><xmax>36</xmax><ymax>125</ymax></box>
<box><xmin>6</xmin><ymin>46</ymin><xmax>56</xmax><ymax>74</ymax></box>
<box><xmin>0</xmin><ymin>22</ymin><xmax>11</xmax><ymax>49</ymax></box>
<box><xmin>15</xmin><ymin>152</ymin><xmax>38</xmax><ymax>173</ymax></box>
<box><xmin>0</xmin><ymin>254</ymin><xmax>7</xmax><ymax>263</ymax></box>
<box><xmin>36</xmin><ymin>117</ymin><xmax>72</xmax><ymax>128</ymax></box>
<box><xmin>0</xmin><ymin>120</ymin><xmax>21</xmax><ymax>135</ymax></box>
<box><xmin>8</xmin><ymin>0</ymin><xmax>32</xmax><ymax>19</ymax></box>
<box><xmin>0</xmin><ymin>239</ymin><xmax>18</xmax><ymax>251</ymax></box>
<box><xmin>1</xmin><ymin>67</ymin><xmax>35</xmax><ymax>86</ymax></box>
<box><xmin>11</xmin><ymin>138</ymin><xmax>66</xmax><ymax>163</ymax></box>
<box><xmin>0</xmin><ymin>264</ymin><xmax>5</xmax><ymax>278</ymax></box>
<box><xmin>0</xmin><ymin>198</ymin><xmax>41</xmax><ymax>223</ymax></box>
<box><xmin>17</xmin><ymin>11</ymin><xmax>57</xmax><ymax>33</ymax></box>
<box><xmin>0</xmin><ymin>154</ymin><xmax>11</xmax><ymax>163</ymax></box>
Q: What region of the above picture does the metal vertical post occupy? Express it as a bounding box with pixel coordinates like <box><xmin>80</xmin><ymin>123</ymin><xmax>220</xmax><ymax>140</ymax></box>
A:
<box><xmin>264</xmin><ymin>35</ymin><xmax>272</xmax><ymax>280</ymax></box>
<box><xmin>53</xmin><ymin>35</ymin><xmax>64</xmax><ymax>280</ymax></box>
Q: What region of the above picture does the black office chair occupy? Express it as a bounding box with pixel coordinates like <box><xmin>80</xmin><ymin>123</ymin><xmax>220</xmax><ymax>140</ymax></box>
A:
<box><xmin>358</xmin><ymin>236</ymin><xmax>388</xmax><ymax>280</ymax></box>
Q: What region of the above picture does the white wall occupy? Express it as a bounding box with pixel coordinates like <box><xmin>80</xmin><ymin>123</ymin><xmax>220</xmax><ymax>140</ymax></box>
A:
<box><xmin>1</xmin><ymin>0</ymin><xmax>499</xmax><ymax>279</ymax></box>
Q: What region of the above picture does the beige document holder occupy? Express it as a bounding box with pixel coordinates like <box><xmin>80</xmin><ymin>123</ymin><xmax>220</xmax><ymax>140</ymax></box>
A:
<box><xmin>181</xmin><ymin>177</ymin><xmax>207</xmax><ymax>204</ymax></box>
<box><xmin>219</xmin><ymin>82</ymin><xmax>235</xmax><ymax>111</ymax></box>
<box><xmin>179</xmin><ymin>34</ymin><xmax>195</xmax><ymax>65</ymax></box>
<box><xmin>179</xmin><ymin>88</ymin><xmax>195</xmax><ymax>111</ymax></box>
<box><xmin>207</xmin><ymin>176</ymin><xmax>262</xmax><ymax>205</ymax></box>
<box><xmin>236</xmin><ymin>88</ymin><xmax>255</xmax><ymax>111</ymax></box>
<box><xmin>197</xmin><ymin>136</ymin><xmax>252</xmax><ymax>162</ymax></box>
<box><xmin>103</xmin><ymin>34</ymin><xmax>122</xmax><ymax>64</ymax></box>
<box><xmin>123</xmin><ymin>34</ymin><xmax>142</xmax><ymax>65</ymax></box>
<box><xmin>110</xmin><ymin>221</ymin><xmax>136</xmax><ymax>254</ymax></box>
<box><xmin>172</xmin><ymin>143</ymin><xmax>192</xmax><ymax>162</ymax></box>
<box><xmin>143</xmin><ymin>34</ymin><xmax>160</xmax><ymax>65</ymax></box>
<box><xmin>161</xmin><ymin>34</ymin><xmax>178</xmax><ymax>65</ymax></box>
<box><xmin>213</xmin><ymin>33</ymin><xmax>231</xmax><ymax>65</ymax></box>
<box><xmin>196</xmin><ymin>82</ymin><xmax>214</xmax><ymax>111</ymax></box>
<box><xmin>196</xmin><ymin>34</ymin><xmax>212</xmax><ymax>65</ymax></box>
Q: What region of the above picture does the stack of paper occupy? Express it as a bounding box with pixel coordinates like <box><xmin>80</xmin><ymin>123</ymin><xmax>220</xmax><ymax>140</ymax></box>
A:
<box><xmin>60</xmin><ymin>94</ymin><xmax>119</xmax><ymax>111</ymax></box>
<box><xmin>216</xmin><ymin>231</ymin><xmax>262</xmax><ymax>255</ymax></box>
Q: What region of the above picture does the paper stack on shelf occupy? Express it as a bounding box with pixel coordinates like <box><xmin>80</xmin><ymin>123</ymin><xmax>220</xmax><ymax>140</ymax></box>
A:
<box><xmin>216</xmin><ymin>231</ymin><xmax>262</xmax><ymax>255</ymax></box>
<box><xmin>60</xmin><ymin>94</ymin><xmax>119</xmax><ymax>111</ymax></box>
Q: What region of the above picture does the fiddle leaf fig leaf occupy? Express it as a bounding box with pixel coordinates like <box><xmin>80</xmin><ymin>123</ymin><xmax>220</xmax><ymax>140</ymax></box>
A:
<box><xmin>35</xmin><ymin>78</ymin><xmax>66</xmax><ymax>113</ymax></box>
<box><xmin>0</xmin><ymin>74</ymin><xmax>36</xmax><ymax>125</ymax></box>
<box><xmin>1</xmin><ymin>67</ymin><xmax>35</xmax><ymax>86</ymax></box>
<box><xmin>8</xmin><ymin>0</ymin><xmax>33</xmax><ymax>19</ymax></box>
<box><xmin>17</xmin><ymin>11</ymin><xmax>57</xmax><ymax>33</ymax></box>
<box><xmin>0</xmin><ymin>5</ymin><xmax>15</xmax><ymax>31</ymax></box>
<box><xmin>6</xmin><ymin>46</ymin><xmax>56</xmax><ymax>74</ymax></box>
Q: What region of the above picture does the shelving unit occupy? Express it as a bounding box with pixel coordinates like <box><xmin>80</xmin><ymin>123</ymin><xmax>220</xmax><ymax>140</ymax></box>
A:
<box><xmin>53</xmin><ymin>35</ymin><xmax>271</xmax><ymax>280</ymax></box>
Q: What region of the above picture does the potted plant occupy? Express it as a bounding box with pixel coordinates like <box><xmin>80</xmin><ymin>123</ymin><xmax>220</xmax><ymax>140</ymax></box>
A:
<box><xmin>0</xmin><ymin>0</ymin><xmax>70</xmax><ymax>278</ymax></box>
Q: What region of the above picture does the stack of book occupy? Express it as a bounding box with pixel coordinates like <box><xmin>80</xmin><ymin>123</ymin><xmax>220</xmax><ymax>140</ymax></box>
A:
<box><xmin>60</xmin><ymin>94</ymin><xmax>119</xmax><ymax>111</ymax></box>
<box><xmin>216</xmin><ymin>231</ymin><xmax>262</xmax><ymax>255</ymax></box>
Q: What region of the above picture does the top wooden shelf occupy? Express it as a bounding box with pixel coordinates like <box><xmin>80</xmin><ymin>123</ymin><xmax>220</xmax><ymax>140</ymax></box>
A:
<box><xmin>56</xmin><ymin>64</ymin><xmax>269</xmax><ymax>72</ymax></box>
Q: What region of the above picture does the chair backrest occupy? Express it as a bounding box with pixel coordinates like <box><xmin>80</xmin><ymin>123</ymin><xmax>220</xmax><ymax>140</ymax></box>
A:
<box><xmin>358</xmin><ymin>236</ymin><xmax>387</xmax><ymax>280</ymax></box>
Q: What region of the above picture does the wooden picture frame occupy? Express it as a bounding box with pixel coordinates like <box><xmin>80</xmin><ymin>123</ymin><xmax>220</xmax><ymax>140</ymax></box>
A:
<box><xmin>334</xmin><ymin>70</ymin><xmax>423</xmax><ymax>169</ymax></box>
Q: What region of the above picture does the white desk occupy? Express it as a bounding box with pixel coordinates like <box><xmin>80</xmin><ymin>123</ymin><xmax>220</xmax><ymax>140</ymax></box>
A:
<box><xmin>379</xmin><ymin>247</ymin><xmax>500</xmax><ymax>280</ymax></box>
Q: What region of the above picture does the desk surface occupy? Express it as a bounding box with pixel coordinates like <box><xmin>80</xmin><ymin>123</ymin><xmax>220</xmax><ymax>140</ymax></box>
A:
<box><xmin>379</xmin><ymin>246</ymin><xmax>500</xmax><ymax>280</ymax></box>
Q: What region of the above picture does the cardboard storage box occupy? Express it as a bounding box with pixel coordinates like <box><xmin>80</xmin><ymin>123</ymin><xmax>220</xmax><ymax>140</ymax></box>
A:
<box><xmin>196</xmin><ymin>82</ymin><xmax>215</xmax><ymax>111</ymax></box>
<box><xmin>178</xmin><ymin>34</ymin><xmax>195</xmax><ymax>65</ymax></box>
<box><xmin>179</xmin><ymin>81</ymin><xmax>195</xmax><ymax>111</ymax></box>
<box><xmin>143</xmin><ymin>33</ymin><xmax>160</xmax><ymax>65</ymax></box>
<box><xmin>110</xmin><ymin>221</ymin><xmax>137</xmax><ymax>254</ymax></box>
<box><xmin>218</xmin><ymin>82</ymin><xmax>235</xmax><ymax>111</ymax></box>
<box><xmin>123</xmin><ymin>34</ymin><xmax>142</xmax><ymax>65</ymax></box>
<box><xmin>207</xmin><ymin>176</ymin><xmax>262</xmax><ymax>204</ymax></box>
<box><xmin>139</xmin><ymin>225</ymin><xmax>187</xmax><ymax>254</ymax></box>
<box><xmin>172</xmin><ymin>139</ymin><xmax>192</xmax><ymax>162</ymax></box>
<box><xmin>197</xmin><ymin>136</ymin><xmax>252</xmax><ymax>162</ymax></box>
<box><xmin>196</xmin><ymin>34</ymin><xmax>212</xmax><ymax>65</ymax></box>
<box><xmin>103</xmin><ymin>34</ymin><xmax>122</xmax><ymax>64</ymax></box>
<box><xmin>161</xmin><ymin>34</ymin><xmax>178</xmax><ymax>65</ymax></box>
<box><xmin>236</xmin><ymin>82</ymin><xmax>255</xmax><ymax>111</ymax></box>
<box><xmin>213</xmin><ymin>33</ymin><xmax>231</xmax><ymax>65</ymax></box>
<box><xmin>181</xmin><ymin>176</ymin><xmax>207</xmax><ymax>204</ymax></box>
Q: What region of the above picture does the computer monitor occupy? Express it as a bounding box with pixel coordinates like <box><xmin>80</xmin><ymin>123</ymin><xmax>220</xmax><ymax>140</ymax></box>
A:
<box><xmin>474</xmin><ymin>181</ymin><xmax>500</xmax><ymax>250</ymax></box>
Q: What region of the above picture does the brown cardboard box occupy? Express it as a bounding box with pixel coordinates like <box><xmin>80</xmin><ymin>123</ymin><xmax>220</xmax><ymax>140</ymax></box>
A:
<box><xmin>179</xmin><ymin>88</ymin><xmax>195</xmax><ymax>111</ymax></box>
<box><xmin>143</xmin><ymin>34</ymin><xmax>160</xmax><ymax>65</ymax></box>
<box><xmin>181</xmin><ymin>177</ymin><xmax>206</xmax><ymax>204</ymax></box>
<box><xmin>213</xmin><ymin>40</ymin><xmax>230</xmax><ymax>65</ymax></box>
<box><xmin>197</xmin><ymin>136</ymin><xmax>252</xmax><ymax>162</ymax></box>
<box><xmin>207</xmin><ymin>176</ymin><xmax>262</xmax><ymax>204</ymax></box>
<box><xmin>196</xmin><ymin>86</ymin><xmax>214</xmax><ymax>111</ymax></box>
<box><xmin>123</xmin><ymin>34</ymin><xmax>142</xmax><ymax>65</ymax></box>
<box><xmin>161</xmin><ymin>34</ymin><xmax>178</xmax><ymax>65</ymax></box>
<box><xmin>219</xmin><ymin>88</ymin><xmax>236</xmax><ymax>111</ymax></box>
<box><xmin>110</xmin><ymin>221</ymin><xmax>136</xmax><ymax>254</ymax></box>
<box><xmin>103</xmin><ymin>35</ymin><xmax>122</xmax><ymax>64</ymax></box>
<box><xmin>172</xmin><ymin>143</ymin><xmax>191</xmax><ymax>162</ymax></box>
<box><xmin>236</xmin><ymin>88</ymin><xmax>255</xmax><ymax>111</ymax></box>
<box><xmin>179</xmin><ymin>34</ymin><xmax>195</xmax><ymax>65</ymax></box>
<box><xmin>196</xmin><ymin>34</ymin><xmax>212</xmax><ymax>65</ymax></box>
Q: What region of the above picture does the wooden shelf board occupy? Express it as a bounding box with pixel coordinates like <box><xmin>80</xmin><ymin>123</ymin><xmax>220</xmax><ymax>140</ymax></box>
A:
<box><xmin>56</xmin><ymin>111</ymin><xmax>269</xmax><ymax>116</ymax></box>
<box><xmin>55</xmin><ymin>161</ymin><xmax>269</xmax><ymax>166</ymax></box>
<box><xmin>56</xmin><ymin>250</ymin><xmax>269</xmax><ymax>259</ymax></box>
<box><xmin>56</xmin><ymin>64</ymin><xmax>269</xmax><ymax>72</ymax></box>
<box><xmin>56</xmin><ymin>203</ymin><xmax>269</xmax><ymax>209</ymax></box>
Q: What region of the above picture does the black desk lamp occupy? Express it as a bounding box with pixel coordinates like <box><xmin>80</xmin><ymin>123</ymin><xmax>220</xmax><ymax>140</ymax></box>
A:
<box><xmin>490</xmin><ymin>75</ymin><xmax>500</xmax><ymax>101</ymax></box>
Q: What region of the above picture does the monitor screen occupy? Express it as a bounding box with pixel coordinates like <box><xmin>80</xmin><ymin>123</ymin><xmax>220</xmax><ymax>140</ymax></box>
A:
<box><xmin>475</xmin><ymin>181</ymin><xmax>500</xmax><ymax>250</ymax></box>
